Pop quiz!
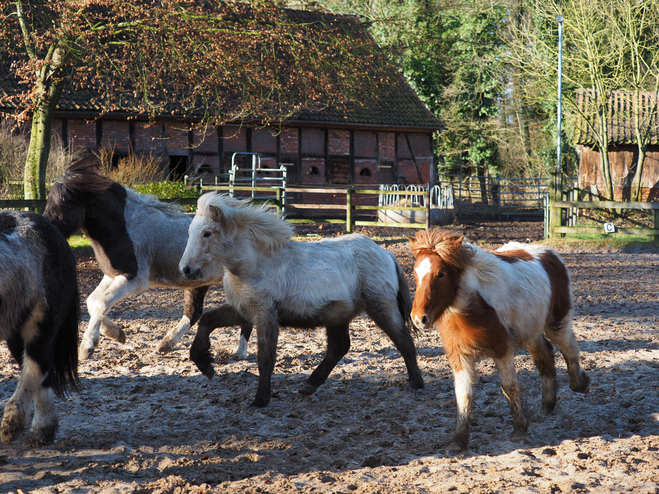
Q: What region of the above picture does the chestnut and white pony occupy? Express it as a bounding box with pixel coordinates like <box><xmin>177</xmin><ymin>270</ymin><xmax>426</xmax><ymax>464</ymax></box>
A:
<box><xmin>409</xmin><ymin>229</ymin><xmax>590</xmax><ymax>455</ymax></box>
<box><xmin>179</xmin><ymin>193</ymin><xmax>424</xmax><ymax>408</ymax></box>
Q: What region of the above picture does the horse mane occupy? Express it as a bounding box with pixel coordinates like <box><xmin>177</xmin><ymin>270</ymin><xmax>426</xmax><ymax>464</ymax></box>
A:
<box><xmin>198</xmin><ymin>193</ymin><xmax>293</xmax><ymax>253</ymax></box>
<box><xmin>48</xmin><ymin>155</ymin><xmax>116</xmax><ymax>204</ymax></box>
<box><xmin>49</xmin><ymin>155</ymin><xmax>183</xmax><ymax>214</ymax></box>
<box><xmin>410</xmin><ymin>229</ymin><xmax>473</xmax><ymax>269</ymax></box>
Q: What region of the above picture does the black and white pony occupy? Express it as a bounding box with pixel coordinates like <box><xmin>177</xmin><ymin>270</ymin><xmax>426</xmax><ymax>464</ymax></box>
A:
<box><xmin>0</xmin><ymin>211</ymin><xmax>80</xmax><ymax>444</ymax></box>
<box><xmin>44</xmin><ymin>158</ymin><xmax>252</xmax><ymax>360</ymax></box>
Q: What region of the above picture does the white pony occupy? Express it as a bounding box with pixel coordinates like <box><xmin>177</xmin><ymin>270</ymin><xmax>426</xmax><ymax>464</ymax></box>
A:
<box><xmin>179</xmin><ymin>193</ymin><xmax>424</xmax><ymax>407</ymax></box>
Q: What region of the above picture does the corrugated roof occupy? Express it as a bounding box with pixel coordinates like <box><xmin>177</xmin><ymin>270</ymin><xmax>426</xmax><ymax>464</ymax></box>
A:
<box><xmin>574</xmin><ymin>89</ymin><xmax>659</xmax><ymax>146</ymax></box>
<box><xmin>1</xmin><ymin>8</ymin><xmax>443</xmax><ymax>131</ymax></box>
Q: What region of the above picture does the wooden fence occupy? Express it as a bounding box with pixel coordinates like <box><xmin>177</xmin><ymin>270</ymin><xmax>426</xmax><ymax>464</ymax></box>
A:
<box><xmin>0</xmin><ymin>185</ymin><xmax>440</xmax><ymax>233</ymax></box>
<box><xmin>547</xmin><ymin>171</ymin><xmax>659</xmax><ymax>241</ymax></box>
<box><xmin>438</xmin><ymin>173</ymin><xmax>548</xmax><ymax>219</ymax></box>
<box><xmin>198</xmin><ymin>184</ymin><xmax>434</xmax><ymax>232</ymax></box>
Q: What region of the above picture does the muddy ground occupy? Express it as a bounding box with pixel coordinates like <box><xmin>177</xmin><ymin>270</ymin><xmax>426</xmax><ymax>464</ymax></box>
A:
<box><xmin>1</xmin><ymin>219</ymin><xmax>658</xmax><ymax>493</ymax></box>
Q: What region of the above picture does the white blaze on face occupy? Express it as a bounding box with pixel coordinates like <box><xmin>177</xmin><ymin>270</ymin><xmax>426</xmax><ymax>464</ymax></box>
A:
<box><xmin>415</xmin><ymin>256</ymin><xmax>433</xmax><ymax>290</ymax></box>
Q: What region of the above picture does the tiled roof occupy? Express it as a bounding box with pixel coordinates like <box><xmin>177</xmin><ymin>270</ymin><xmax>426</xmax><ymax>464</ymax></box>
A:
<box><xmin>1</xmin><ymin>8</ymin><xmax>443</xmax><ymax>131</ymax></box>
<box><xmin>574</xmin><ymin>89</ymin><xmax>659</xmax><ymax>146</ymax></box>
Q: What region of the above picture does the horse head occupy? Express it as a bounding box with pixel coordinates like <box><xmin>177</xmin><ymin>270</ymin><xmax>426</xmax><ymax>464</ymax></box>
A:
<box><xmin>180</xmin><ymin>193</ymin><xmax>232</xmax><ymax>282</ymax></box>
<box><xmin>44</xmin><ymin>157</ymin><xmax>115</xmax><ymax>238</ymax></box>
<box><xmin>408</xmin><ymin>229</ymin><xmax>469</xmax><ymax>330</ymax></box>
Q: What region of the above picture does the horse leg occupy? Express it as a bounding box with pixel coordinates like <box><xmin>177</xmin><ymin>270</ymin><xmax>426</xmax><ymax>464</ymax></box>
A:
<box><xmin>190</xmin><ymin>304</ymin><xmax>251</xmax><ymax>378</ymax></box>
<box><xmin>252</xmin><ymin>310</ymin><xmax>280</xmax><ymax>408</ymax></box>
<box><xmin>366</xmin><ymin>304</ymin><xmax>424</xmax><ymax>390</ymax></box>
<box><xmin>1</xmin><ymin>303</ymin><xmax>52</xmax><ymax>444</ymax></box>
<box><xmin>545</xmin><ymin>317</ymin><xmax>590</xmax><ymax>394</ymax></box>
<box><xmin>446</xmin><ymin>357</ymin><xmax>477</xmax><ymax>455</ymax></box>
<box><xmin>234</xmin><ymin>325</ymin><xmax>254</xmax><ymax>360</ymax></box>
<box><xmin>494</xmin><ymin>354</ymin><xmax>528</xmax><ymax>443</ymax></box>
<box><xmin>157</xmin><ymin>286</ymin><xmax>210</xmax><ymax>354</ymax></box>
<box><xmin>300</xmin><ymin>323</ymin><xmax>350</xmax><ymax>395</ymax></box>
<box><xmin>526</xmin><ymin>335</ymin><xmax>557</xmax><ymax>414</ymax></box>
<box><xmin>81</xmin><ymin>275</ymin><xmax>146</xmax><ymax>360</ymax></box>
<box><xmin>87</xmin><ymin>276</ymin><xmax>125</xmax><ymax>344</ymax></box>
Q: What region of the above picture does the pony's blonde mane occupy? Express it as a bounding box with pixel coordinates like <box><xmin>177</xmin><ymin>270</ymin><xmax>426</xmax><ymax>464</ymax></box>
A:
<box><xmin>198</xmin><ymin>193</ymin><xmax>293</xmax><ymax>253</ymax></box>
<box><xmin>410</xmin><ymin>229</ymin><xmax>473</xmax><ymax>269</ymax></box>
<box><xmin>132</xmin><ymin>190</ymin><xmax>185</xmax><ymax>215</ymax></box>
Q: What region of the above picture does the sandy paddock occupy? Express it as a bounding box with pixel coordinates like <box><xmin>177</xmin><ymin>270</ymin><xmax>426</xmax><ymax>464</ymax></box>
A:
<box><xmin>1</xmin><ymin>221</ymin><xmax>658</xmax><ymax>493</ymax></box>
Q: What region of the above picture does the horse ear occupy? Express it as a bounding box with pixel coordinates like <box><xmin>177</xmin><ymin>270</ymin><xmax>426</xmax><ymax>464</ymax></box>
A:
<box><xmin>208</xmin><ymin>205</ymin><xmax>222</xmax><ymax>221</ymax></box>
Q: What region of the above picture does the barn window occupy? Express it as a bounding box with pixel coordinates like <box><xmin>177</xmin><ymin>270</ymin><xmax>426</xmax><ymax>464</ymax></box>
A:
<box><xmin>306</xmin><ymin>166</ymin><xmax>319</xmax><ymax>175</ymax></box>
<box><xmin>359</xmin><ymin>167</ymin><xmax>371</xmax><ymax>177</ymax></box>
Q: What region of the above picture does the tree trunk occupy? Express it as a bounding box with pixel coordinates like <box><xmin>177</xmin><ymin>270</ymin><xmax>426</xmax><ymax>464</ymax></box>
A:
<box><xmin>23</xmin><ymin>80</ymin><xmax>63</xmax><ymax>200</ymax></box>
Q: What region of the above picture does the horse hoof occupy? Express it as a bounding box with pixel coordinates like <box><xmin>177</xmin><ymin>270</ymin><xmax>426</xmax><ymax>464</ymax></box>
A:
<box><xmin>115</xmin><ymin>329</ymin><xmax>126</xmax><ymax>344</ymax></box>
<box><xmin>446</xmin><ymin>439</ymin><xmax>468</xmax><ymax>457</ymax></box>
<box><xmin>156</xmin><ymin>342</ymin><xmax>173</xmax><ymax>354</ymax></box>
<box><xmin>248</xmin><ymin>398</ymin><xmax>269</xmax><ymax>409</ymax></box>
<box><xmin>298</xmin><ymin>384</ymin><xmax>316</xmax><ymax>396</ymax></box>
<box><xmin>510</xmin><ymin>429</ymin><xmax>528</xmax><ymax>443</ymax></box>
<box><xmin>78</xmin><ymin>345</ymin><xmax>95</xmax><ymax>361</ymax></box>
<box><xmin>0</xmin><ymin>416</ymin><xmax>25</xmax><ymax>444</ymax></box>
<box><xmin>409</xmin><ymin>377</ymin><xmax>424</xmax><ymax>390</ymax></box>
<box><xmin>570</xmin><ymin>371</ymin><xmax>591</xmax><ymax>394</ymax></box>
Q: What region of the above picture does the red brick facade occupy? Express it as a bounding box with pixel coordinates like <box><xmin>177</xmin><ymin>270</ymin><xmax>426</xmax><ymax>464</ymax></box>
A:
<box><xmin>53</xmin><ymin>116</ymin><xmax>435</xmax><ymax>186</ymax></box>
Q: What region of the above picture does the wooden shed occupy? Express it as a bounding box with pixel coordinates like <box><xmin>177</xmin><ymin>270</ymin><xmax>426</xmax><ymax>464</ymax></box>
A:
<box><xmin>574</xmin><ymin>89</ymin><xmax>659</xmax><ymax>200</ymax></box>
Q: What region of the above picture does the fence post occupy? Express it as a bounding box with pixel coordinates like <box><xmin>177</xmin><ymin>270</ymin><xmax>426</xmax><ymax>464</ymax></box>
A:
<box><xmin>276</xmin><ymin>187</ymin><xmax>282</xmax><ymax>217</ymax></box>
<box><xmin>346</xmin><ymin>188</ymin><xmax>353</xmax><ymax>233</ymax></box>
<box><xmin>653</xmin><ymin>207</ymin><xmax>659</xmax><ymax>244</ymax></box>
<box><xmin>548</xmin><ymin>171</ymin><xmax>562</xmax><ymax>238</ymax></box>
<box><xmin>426</xmin><ymin>184</ymin><xmax>431</xmax><ymax>230</ymax></box>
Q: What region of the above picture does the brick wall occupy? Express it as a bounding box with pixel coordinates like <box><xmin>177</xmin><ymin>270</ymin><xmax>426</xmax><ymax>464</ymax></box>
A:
<box><xmin>164</xmin><ymin>123</ymin><xmax>189</xmax><ymax>153</ymax></box>
<box><xmin>355</xmin><ymin>159</ymin><xmax>377</xmax><ymax>184</ymax></box>
<box><xmin>135</xmin><ymin>122</ymin><xmax>165</xmax><ymax>154</ymax></box>
<box><xmin>301</xmin><ymin>157</ymin><xmax>325</xmax><ymax>185</ymax></box>
<box><xmin>328</xmin><ymin>129</ymin><xmax>350</xmax><ymax>155</ymax></box>
<box><xmin>223</xmin><ymin>126</ymin><xmax>247</xmax><ymax>153</ymax></box>
<box><xmin>280</xmin><ymin>127</ymin><xmax>298</xmax><ymax>154</ymax></box>
<box><xmin>67</xmin><ymin>119</ymin><xmax>96</xmax><ymax>149</ymax></box>
<box><xmin>378</xmin><ymin>132</ymin><xmax>395</xmax><ymax>159</ymax></box>
<box><xmin>100</xmin><ymin>120</ymin><xmax>131</xmax><ymax>153</ymax></box>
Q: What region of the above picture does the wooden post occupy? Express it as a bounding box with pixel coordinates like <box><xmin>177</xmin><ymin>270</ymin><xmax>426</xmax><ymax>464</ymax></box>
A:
<box><xmin>425</xmin><ymin>184</ymin><xmax>431</xmax><ymax>230</ymax></box>
<box><xmin>653</xmin><ymin>207</ymin><xmax>659</xmax><ymax>244</ymax></box>
<box><xmin>346</xmin><ymin>188</ymin><xmax>353</xmax><ymax>233</ymax></box>
<box><xmin>276</xmin><ymin>187</ymin><xmax>282</xmax><ymax>217</ymax></box>
<box><xmin>548</xmin><ymin>171</ymin><xmax>562</xmax><ymax>238</ymax></box>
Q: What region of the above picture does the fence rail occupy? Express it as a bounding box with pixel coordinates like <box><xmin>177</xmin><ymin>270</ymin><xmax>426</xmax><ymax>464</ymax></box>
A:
<box><xmin>438</xmin><ymin>174</ymin><xmax>548</xmax><ymax>219</ymax></box>
<box><xmin>546</xmin><ymin>171</ymin><xmax>659</xmax><ymax>240</ymax></box>
<box><xmin>1</xmin><ymin>184</ymin><xmax>453</xmax><ymax>233</ymax></box>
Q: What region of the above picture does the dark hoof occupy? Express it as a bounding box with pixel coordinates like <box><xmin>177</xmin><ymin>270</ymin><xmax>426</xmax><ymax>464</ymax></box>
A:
<box><xmin>409</xmin><ymin>377</ymin><xmax>424</xmax><ymax>390</ymax></box>
<box><xmin>298</xmin><ymin>384</ymin><xmax>317</xmax><ymax>395</ymax></box>
<box><xmin>570</xmin><ymin>371</ymin><xmax>591</xmax><ymax>394</ymax></box>
<box><xmin>249</xmin><ymin>398</ymin><xmax>269</xmax><ymax>409</ymax></box>
<box><xmin>446</xmin><ymin>438</ymin><xmax>468</xmax><ymax>457</ymax></box>
<box><xmin>116</xmin><ymin>329</ymin><xmax>126</xmax><ymax>344</ymax></box>
<box><xmin>194</xmin><ymin>362</ymin><xmax>214</xmax><ymax>380</ymax></box>
<box><xmin>541</xmin><ymin>401</ymin><xmax>557</xmax><ymax>415</ymax></box>
<box><xmin>510</xmin><ymin>428</ymin><xmax>528</xmax><ymax>443</ymax></box>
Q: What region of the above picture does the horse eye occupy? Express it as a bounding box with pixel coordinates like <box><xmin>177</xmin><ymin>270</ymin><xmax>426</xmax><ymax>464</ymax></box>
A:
<box><xmin>438</xmin><ymin>272</ymin><xmax>445</xmax><ymax>279</ymax></box>
<box><xmin>202</xmin><ymin>231</ymin><xmax>212</xmax><ymax>238</ymax></box>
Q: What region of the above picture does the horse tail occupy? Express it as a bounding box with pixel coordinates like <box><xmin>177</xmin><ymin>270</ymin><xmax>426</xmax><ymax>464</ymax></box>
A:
<box><xmin>394</xmin><ymin>261</ymin><xmax>418</xmax><ymax>337</ymax></box>
<box><xmin>50</xmin><ymin>280</ymin><xmax>81</xmax><ymax>397</ymax></box>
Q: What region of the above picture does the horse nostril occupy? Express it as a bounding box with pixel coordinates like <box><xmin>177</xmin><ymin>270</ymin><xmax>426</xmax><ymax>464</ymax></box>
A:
<box><xmin>182</xmin><ymin>265</ymin><xmax>191</xmax><ymax>276</ymax></box>
<box><xmin>421</xmin><ymin>314</ymin><xmax>429</xmax><ymax>326</ymax></box>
